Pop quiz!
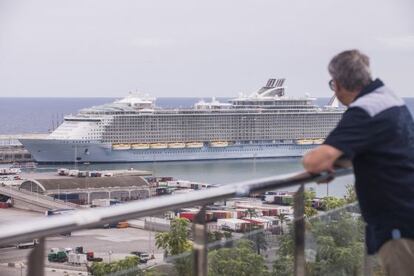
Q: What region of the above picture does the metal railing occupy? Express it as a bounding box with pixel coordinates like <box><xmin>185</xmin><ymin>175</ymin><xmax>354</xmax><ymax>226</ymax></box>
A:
<box><xmin>0</xmin><ymin>185</ymin><xmax>80</xmax><ymax>209</ymax></box>
<box><xmin>0</xmin><ymin>167</ymin><xmax>353</xmax><ymax>276</ymax></box>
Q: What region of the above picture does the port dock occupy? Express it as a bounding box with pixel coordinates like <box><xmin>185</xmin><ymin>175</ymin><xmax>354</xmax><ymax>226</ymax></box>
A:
<box><xmin>0</xmin><ymin>134</ymin><xmax>48</xmax><ymax>164</ymax></box>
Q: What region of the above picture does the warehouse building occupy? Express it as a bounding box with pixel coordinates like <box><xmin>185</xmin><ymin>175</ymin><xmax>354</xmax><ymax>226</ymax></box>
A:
<box><xmin>20</xmin><ymin>176</ymin><xmax>150</xmax><ymax>205</ymax></box>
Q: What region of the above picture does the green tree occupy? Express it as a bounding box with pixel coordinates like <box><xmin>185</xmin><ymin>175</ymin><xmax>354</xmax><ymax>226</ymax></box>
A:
<box><xmin>207</xmin><ymin>231</ymin><xmax>224</xmax><ymax>243</ymax></box>
<box><xmin>143</xmin><ymin>269</ymin><xmax>168</xmax><ymax>276</ymax></box>
<box><xmin>310</xmin><ymin>212</ymin><xmax>364</xmax><ymax>275</ymax></box>
<box><xmin>321</xmin><ymin>196</ymin><xmax>347</xmax><ymax>211</ymax></box>
<box><xmin>223</xmin><ymin>231</ymin><xmax>232</xmax><ymax>239</ymax></box>
<box><xmin>155</xmin><ymin>218</ymin><xmax>192</xmax><ymax>256</ymax></box>
<box><xmin>276</xmin><ymin>213</ymin><xmax>287</xmax><ymax>235</ymax></box>
<box><xmin>272</xmin><ymin>255</ymin><xmax>294</xmax><ymax>276</ymax></box>
<box><xmin>246</xmin><ymin>208</ymin><xmax>259</xmax><ymax>218</ymax></box>
<box><xmin>344</xmin><ymin>183</ymin><xmax>357</xmax><ymax>203</ymax></box>
<box><xmin>272</xmin><ymin>224</ymin><xmax>295</xmax><ymax>276</ymax></box>
<box><xmin>222</xmin><ymin>230</ymin><xmax>234</xmax><ymax>248</ymax></box>
<box><xmin>208</xmin><ymin>239</ymin><xmax>269</xmax><ymax>276</ymax></box>
<box><xmin>90</xmin><ymin>256</ymin><xmax>141</xmax><ymax>276</ymax></box>
<box><xmin>272</xmin><ymin>211</ymin><xmax>365</xmax><ymax>276</ymax></box>
<box><xmin>304</xmin><ymin>189</ymin><xmax>318</xmax><ymax>217</ymax></box>
<box><xmin>155</xmin><ymin>218</ymin><xmax>193</xmax><ymax>276</ymax></box>
<box><xmin>247</xmin><ymin>226</ymin><xmax>268</xmax><ymax>254</ymax></box>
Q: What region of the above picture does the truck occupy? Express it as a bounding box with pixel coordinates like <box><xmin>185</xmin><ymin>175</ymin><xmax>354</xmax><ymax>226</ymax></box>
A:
<box><xmin>86</xmin><ymin>251</ymin><xmax>103</xmax><ymax>262</ymax></box>
<box><xmin>57</xmin><ymin>168</ymin><xmax>69</xmax><ymax>176</ymax></box>
<box><xmin>48</xmin><ymin>250</ymin><xmax>68</xmax><ymax>263</ymax></box>
<box><xmin>68</xmin><ymin>253</ymin><xmax>87</xmax><ymax>265</ymax></box>
<box><xmin>16</xmin><ymin>239</ymin><xmax>39</xmax><ymax>249</ymax></box>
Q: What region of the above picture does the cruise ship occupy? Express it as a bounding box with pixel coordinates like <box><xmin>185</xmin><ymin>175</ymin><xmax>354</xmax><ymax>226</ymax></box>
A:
<box><xmin>20</xmin><ymin>79</ymin><xmax>344</xmax><ymax>163</ymax></box>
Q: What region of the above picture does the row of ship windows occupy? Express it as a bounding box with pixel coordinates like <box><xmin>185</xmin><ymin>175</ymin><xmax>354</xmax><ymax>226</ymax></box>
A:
<box><xmin>106</xmin><ymin>125</ymin><xmax>336</xmax><ymax>131</ymax></box>
<box><xmin>104</xmin><ymin>132</ymin><xmax>330</xmax><ymax>138</ymax></box>
<box><xmin>109</xmin><ymin>121</ymin><xmax>337</xmax><ymax>126</ymax></box>
<box><xmin>109</xmin><ymin>134</ymin><xmax>331</xmax><ymax>138</ymax></box>
<box><xmin>112</xmin><ymin>115</ymin><xmax>339</xmax><ymax>120</ymax></box>
<box><xmin>104</xmin><ymin>127</ymin><xmax>334</xmax><ymax>132</ymax></box>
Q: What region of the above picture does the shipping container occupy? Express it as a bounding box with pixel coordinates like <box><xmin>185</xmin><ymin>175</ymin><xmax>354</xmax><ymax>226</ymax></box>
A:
<box><xmin>117</xmin><ymin>221</ymin><xmax>129</xmax><ymax>228</ymax></box>
<box><xmin>179</xmin><ymin>212</ymin><xmax>196</xmax><ymax>222</ymax></box>
<box><xmin>217</xmin><ymin>218</ymin><xmax>251</xmax><ymax>232</ymax></box>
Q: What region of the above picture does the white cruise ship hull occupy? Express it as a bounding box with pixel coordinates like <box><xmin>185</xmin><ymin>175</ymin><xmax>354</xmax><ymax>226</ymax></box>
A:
<box><xmin>20</xmin><ymin>139</ymin><xmax>315</xmax><ymax>164</ymax></box>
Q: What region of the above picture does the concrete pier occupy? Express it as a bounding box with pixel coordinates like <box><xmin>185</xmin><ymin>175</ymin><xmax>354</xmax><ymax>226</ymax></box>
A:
<box><xmin>0</xmin><ymin>134</ymin><xmax>47</xmax><ymax>164</ymax></box>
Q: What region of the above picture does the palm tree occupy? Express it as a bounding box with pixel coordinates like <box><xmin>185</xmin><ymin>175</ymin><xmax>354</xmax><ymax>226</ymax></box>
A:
<box><xmin>248</xmin><ymin>225</ymin><xmax>268</xmax><ymax>254</ymax></box>
<box><xmin>246</xmin><ymin>208</ymin><xmax>259</xmax><ymax>218</ymax></box>
<box><xmin>155</xmin><ymin>218</ymin><xmax>191</xmax><ymax>256</ymax></box>
<box><xmin>276</xmin><ymin>213</ymin><xmax>287</xmax><ymax>235</ymax></box>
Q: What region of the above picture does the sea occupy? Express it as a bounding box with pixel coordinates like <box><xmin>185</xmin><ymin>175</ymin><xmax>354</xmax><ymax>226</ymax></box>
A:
<box><xmin>1</xmin><ymin>97</ymin><xmax>414</xmax><ymax>198</ymax></box>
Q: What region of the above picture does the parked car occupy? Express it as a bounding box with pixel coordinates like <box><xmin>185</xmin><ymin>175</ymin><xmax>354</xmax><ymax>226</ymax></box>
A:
<box><xmin>130</xmin><ymin>251</ymin><xmax>150</xmax><ymax>263</ymax></box>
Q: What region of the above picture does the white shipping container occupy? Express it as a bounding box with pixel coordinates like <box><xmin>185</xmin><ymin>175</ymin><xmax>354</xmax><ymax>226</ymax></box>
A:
<box><xmin>77</xmin><ymin>253</ymin><xmax>87</xmax><ymax>264</ymax></box>
<box><xmin>92</xmin><ymin>199</ymin><xmax>111</xmax><ymax>207</ymax></box>
<box><xmin>68</xmin><ymin>253</ymin><xmax>77</xmax><ymax>264</ymax></box>
<box><xmin>264</xmin><ymin>194</ymin><xmax>276</xmax><ymax>203</ymax></box>
<box><xmin>68</xmin><ymin>253</ymin><xmax>87</xmax><ymax>265</ymax></box>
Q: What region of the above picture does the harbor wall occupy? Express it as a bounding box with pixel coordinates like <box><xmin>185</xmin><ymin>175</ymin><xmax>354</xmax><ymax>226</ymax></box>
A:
<box><xmin>0</xmin><ymin>134</ymin><xmax>47</xmax><ymax>164</ymax></box>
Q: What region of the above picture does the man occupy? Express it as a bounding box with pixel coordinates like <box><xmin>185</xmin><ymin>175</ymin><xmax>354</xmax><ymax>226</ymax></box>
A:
<box><xmin>303</xmin><ymin>49</ymin><xmax>414</xmax><ymax>275</ymax></box>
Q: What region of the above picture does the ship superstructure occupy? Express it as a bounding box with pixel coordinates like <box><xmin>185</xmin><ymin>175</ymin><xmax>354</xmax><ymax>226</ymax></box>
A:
<box><xmin>20</xmin><ymin>79</ymin><xmax>344</xmax><ymax>163</ymax></box>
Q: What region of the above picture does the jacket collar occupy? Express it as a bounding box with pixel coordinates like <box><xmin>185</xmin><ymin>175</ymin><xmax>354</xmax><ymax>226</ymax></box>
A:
<box><xmin>354</xmin><ymin>78</ymin><xmax>384</xmax><ymax>102</ymax></box>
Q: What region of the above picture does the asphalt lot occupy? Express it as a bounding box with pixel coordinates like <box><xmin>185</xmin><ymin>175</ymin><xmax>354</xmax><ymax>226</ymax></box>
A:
<box><xmin>0</xmin><ymin>208</ymin><xmax>164</xmax><ymax>275</ymax></box>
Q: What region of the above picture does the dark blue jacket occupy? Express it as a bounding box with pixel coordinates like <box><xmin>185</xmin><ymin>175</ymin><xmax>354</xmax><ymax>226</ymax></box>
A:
<box><xmin>324</xmin><ymin>79</ymin><xmax>414</xmax><ymax>254</ymax></box>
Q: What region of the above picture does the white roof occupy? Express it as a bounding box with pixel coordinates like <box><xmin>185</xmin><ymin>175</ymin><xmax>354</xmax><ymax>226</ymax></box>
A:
<box><xmin>217</xmin><ymin>218</ymin><xmax>250</xmax><ymax>223</ymax></box>
<box><xmin>247</xmin><ymin>217</ymin><xmax>273</xmax><ymax>223</ymax></box>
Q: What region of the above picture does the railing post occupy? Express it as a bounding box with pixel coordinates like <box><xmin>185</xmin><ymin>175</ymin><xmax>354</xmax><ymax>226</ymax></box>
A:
<box><xmin>193</xmin><ymin>205</ymin><xmax>207</xmax><ymax>276</ymax></box>
<box><xmin>294</xmin><ymin>184</ymin><xmax>305</xmax><ymax>276</ymax></box>
<box><xmin>27</xmin><ymin>237</ymin><xmax>45</xmax><ymax>276</ymax></box>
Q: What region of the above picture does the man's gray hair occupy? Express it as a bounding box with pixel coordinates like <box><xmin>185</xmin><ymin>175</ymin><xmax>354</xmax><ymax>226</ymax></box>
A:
<box><xmin>328</xmin><ymin>49</ymin><xmax>372</xmax><ymax>91</ymax></box>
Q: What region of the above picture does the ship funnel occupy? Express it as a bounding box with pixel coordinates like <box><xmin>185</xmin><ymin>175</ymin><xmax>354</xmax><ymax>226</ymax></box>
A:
<box><xmin>264</xmin><ymin>78</ymin><xmax>285</xmax><ymax>88</ymax></box>
<box><xmin>247</xmin><ymin>78</ymin><xmax>287</xmax><ymax>99</ymax></box>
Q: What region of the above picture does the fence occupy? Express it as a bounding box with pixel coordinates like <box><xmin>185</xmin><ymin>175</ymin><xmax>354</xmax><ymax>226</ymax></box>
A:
<box><xmin>0</xmin><ymin>167</ymin><xmax>353</xmax><ymax>276</ymax></box>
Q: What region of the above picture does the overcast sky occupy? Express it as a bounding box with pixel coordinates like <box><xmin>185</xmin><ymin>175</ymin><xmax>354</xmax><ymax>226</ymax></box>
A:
<box><xmin>0</xmin><ymin>0</ymin><xmax>413</xmax><ymax>98</ymax></box>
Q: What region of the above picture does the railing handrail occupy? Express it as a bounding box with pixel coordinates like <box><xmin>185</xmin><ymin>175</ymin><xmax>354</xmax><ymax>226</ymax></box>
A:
<box><xmin>0</xmin><ymin>168</ymin><xmax>352</xmax><ymax>246</ymax></box>
<box><xmin>0</xmin><ymin>186</ymin><xmax>80</xmax><ymax>208</ymax></box>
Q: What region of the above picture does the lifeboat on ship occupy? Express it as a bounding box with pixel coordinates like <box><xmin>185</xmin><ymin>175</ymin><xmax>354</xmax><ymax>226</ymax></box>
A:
<box><xmin>131</xmin><ymin>143</ymin><xmax>150</xmax><ymax>149</ymax></box>
<box><xmin>168</xmin><ymin>142</ymin><xmax>186</xmax><ymax>149</ymax></box>
<box><xmin>186</xmin><ymin>142</ymin><xmax>204</xmax><ymax>148</ymax></box>
<box><xmin>295</xmin><ymin>139</ymin><xmax>313</xmax><ymax>145</ymax></box>
<box><xmin>150</xmin><ymin>143</ymin><xmax>168</xmax><ymax>149</ymax></box>
<box><xmin>112</xmin><ymin>144</ymin><xmax>131</xmax><ymax>150</ymax></box>
<box><xmin>313</xmin><ymin>139</ymin><xmax>324</xmax><ymax>145</ymax></box>
<box><xmin>209</xmin><ymin>141</ymin><xmax>229</xmax><ymax>148</ymax></box>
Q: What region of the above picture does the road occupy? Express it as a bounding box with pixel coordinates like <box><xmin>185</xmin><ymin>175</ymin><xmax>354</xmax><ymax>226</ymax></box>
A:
<box><xmin>0</xmin><ymin>208</ymin><xmax>164</xmax><ymax>275</ymax></box>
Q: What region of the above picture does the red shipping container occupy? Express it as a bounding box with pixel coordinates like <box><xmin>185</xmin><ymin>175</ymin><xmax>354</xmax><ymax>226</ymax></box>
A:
<box><xmin>0</xmin><ymin>202</ymin><xmax>9</xmax><ymax>208</ymax></box>
<box><xmin>179</xmin><ymin>212</ymin><xmax>196</xmax><ymax>222</ymax></box>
